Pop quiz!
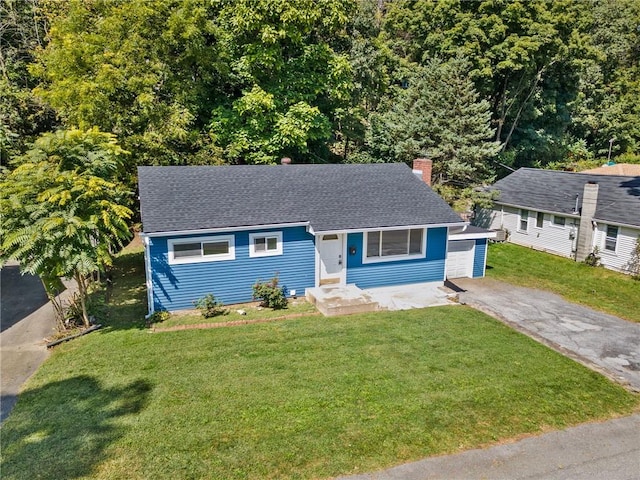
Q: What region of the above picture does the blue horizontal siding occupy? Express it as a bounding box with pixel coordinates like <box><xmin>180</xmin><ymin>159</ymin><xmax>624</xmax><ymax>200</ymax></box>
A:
<box><xmin>149</xmin><ymin>227</ymin><xmax>315</xmax><ymax>311</ymax></box>
<box><xmin>346</xmin><ymin>227</ymin><xmax>447</xmax><ymax>289</ymax></box>
<box><xmin>473</xmin><ymin>239</ymin><xmax>487</xmax><ymax>278</ymax></box>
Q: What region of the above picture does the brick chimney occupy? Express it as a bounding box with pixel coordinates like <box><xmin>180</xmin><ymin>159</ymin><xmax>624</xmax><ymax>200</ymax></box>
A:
<box><xmin>575</xmin><ymin>181</ymin><xmax>599</xmax><ymax>262</ymax></box>
<box><xmin>412</xmin><ymin>158</ymin><xmax>432</xmax><ymax>186</ymax></box>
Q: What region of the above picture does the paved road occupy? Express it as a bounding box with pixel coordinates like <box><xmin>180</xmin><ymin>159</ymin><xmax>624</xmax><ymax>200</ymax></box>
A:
<box><xmin>339</xmin><ymin>414</ymin><xmax>640</xmax><ymax>480</ymax></box>
<box><xmin>1</xmin><ymin>262</ymin><xmax>48</xmax><ymax>333</ymax></box>
<box><xmin>1</xmin><ymin>262</ymin><xmax>57</xmax><ymax>422</ymax></box>
<box><xmin>455</xmin><ymin>278</ymin><xmax>640</xmax><ymax>391</ymax></box>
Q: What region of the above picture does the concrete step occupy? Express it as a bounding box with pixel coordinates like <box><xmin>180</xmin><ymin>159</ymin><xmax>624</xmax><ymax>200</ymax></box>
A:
<box><xmin>306</xmin><ymin>285</ymin><xmax>380</xmax><ymax>317</ymax></box>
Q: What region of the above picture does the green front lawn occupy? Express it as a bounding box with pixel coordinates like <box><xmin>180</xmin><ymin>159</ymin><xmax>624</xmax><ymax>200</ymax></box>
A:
<box><xmin>1</xmin><ymin>247</ymin><xmax>638</xmax><ymax>479</ymax></box>
<box><xmin>486</xmin><ymin>243</ymin><xmax>640</xmax><ymax>323</ymax></box>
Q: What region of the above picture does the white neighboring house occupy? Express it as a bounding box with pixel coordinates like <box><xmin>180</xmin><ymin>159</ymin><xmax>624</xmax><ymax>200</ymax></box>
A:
<box><xmin>476</xmin><ymin>168</ymin><xmax>640</xmax><ymax>274</ymax></box>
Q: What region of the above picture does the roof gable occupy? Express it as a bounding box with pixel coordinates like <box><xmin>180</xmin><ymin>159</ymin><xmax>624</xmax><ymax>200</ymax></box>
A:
<box><xmin>490</xmin><ymin>168</ymin><xmax>640</xmax><ymax>227</ymax></box>
<box><xmin>138</xmin><ymin>164</ymin><xmax>464</xmax><ymax>234</ymax></box>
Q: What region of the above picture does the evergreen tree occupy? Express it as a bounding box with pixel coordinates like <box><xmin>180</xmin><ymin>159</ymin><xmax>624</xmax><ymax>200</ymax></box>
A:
<box><xmin>366</xmin><ymin>57</ymin><xmax>499</xmax><ymax>196</ymax></box>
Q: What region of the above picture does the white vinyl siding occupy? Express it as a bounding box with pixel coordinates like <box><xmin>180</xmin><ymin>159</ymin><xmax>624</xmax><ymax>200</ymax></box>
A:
<box><xmin>249</xmin><ymin>231</ymin><xmax>283</xmax><ymax>257</ymax></box>
<box><xmin>168</xmin><ymin>235</ymin><xmax>235</xmax><ymax>264</ymax></box>
<box><xmin>595</xmin><ymin>225</ymin><xmax>639</xmax><ymax>272</ymax></box>
<box><xmin>488</xmin><ymin>206</ymin><xmax>576</xmax><ymax>258</ymax></box>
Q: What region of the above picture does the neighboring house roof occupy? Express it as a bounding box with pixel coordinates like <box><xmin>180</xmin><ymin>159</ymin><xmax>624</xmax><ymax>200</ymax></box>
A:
<box><xmin>581</xmin><ymin>163</ymin><xmax>640</xmax><ymax>176</ymax></box>
<box><xmin>138</xmin><ymin>164</ymin><xmax>464</xmax><ymax>234</ymax></box>
<box><xmin>490</xmin><ymin>168</ymin><xmax>640</xmax><ymax>228</ymax></box>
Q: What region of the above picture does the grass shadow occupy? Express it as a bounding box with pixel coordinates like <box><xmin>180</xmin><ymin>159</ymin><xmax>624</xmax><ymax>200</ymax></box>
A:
<box><xmin>89</xmin><ymin>250</ymin><xmax>148</xmax><ymax>332</ymax></box>
<box><xmin>0</xmin><ymin>375</ymin><xmax>152</xmax><ymax>480</ymax></box>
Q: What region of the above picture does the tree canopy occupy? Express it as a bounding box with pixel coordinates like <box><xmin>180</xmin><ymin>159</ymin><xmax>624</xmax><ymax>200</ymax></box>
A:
<box><xmin>0</xmin><ymin>128</ymin><xmax>132</xmax><ymax>326</ymax></box>
<box><xmin>2</xmin><ymin>0</ymin><xmax>638</xmax><ymax>199</ymax></box>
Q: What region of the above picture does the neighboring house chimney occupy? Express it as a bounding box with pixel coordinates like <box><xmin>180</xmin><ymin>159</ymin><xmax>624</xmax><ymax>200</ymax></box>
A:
<box><xmin>575</xmin><ymin>181</ymin><xmax>599</xmax><ymax>262</ymax></box>
<box><xmin>413</xmin><ymin>158</ymin><xmax>432</xmax><ymax>186</ymax></box>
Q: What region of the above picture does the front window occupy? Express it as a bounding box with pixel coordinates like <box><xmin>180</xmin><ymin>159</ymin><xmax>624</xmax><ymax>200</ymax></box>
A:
<box><xmin>605</xmin><ymin>225</ymin><xmax>618</xmax><ymax>252</ymax></box>
<box><xmin>365</xmin><ymin>229</ymin><xmax>424</xmax><ymax>262</ymax></box>
<box><xmin>552</xmin><ymin>216</ymin><xmax>566</xmax><ymax>227</ymax></box>
<box><xmin>536</xmin><ymin>211</ymin><xmax>544</xmax><ymax>228</ymax></box>
<box><xmin>519</xmin><ymin>209</ymin><xmax>529</xmax><ymax>232</ymax></box>
<box><xmin>249</xmin><ymin>232</ymin><xmax>283</xmax><ymax>257</ymax></box>
<box><xmin>168</xmin><ymin>235</ymin><xmax>235</xmax><ymax>264</ymax></box>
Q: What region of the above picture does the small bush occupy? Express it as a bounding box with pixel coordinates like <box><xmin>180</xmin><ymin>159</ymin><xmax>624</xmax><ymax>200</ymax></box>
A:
<box><xmin>149</xmin><ymin>310</ymin><xmax>171</xmax><ymax>324</ymax></box>
<box><xmin>194</xmin><ymin>294</ymin><xmax>226</xmax><ymax>318</ymax></box>
<box><xmin>584</xmin><ymin>247</ymin><xmax>601</xmax><ymax>267</ymax></box>
<box><xmin>626</xmin><ymin>238</ymin><xmax>640</xmax><ymax>280</ymax></box>
<box><xmin>252</xmin><ymin>275</ymin><xmax>288</xmax><ymax>309</ymax></box>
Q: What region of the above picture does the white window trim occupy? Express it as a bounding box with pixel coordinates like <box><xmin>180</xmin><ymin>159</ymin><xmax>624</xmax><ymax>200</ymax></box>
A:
<box><xmin>603</xmin><ymin>225</ymin><xmax>619</xmax><ymax>253</ymax></box>
<box><xmin>518</xmin><ymin>209</ymin><xmax>529</xmax><ymax>233</ymax></box>
<box><xmin>362</xmin><ymin>229</ymin><xmax>426</xmax><ymax>264</ymax></box>
<box><xmin>168</xmin><ymin>235</ymin><xmax>235</xmax><ymax>265</ymax></box>
<box><xmin>535</xmin><ymin>211</ymin><xmax>544</xmax><ymax>229</ymax></box>
<box><xmin>550</xmin><ymin>215</ymin><xmax>566</xmax><ymax>228</ymax></box>
<box><xmin>249</xmin><ymin>231</ymin><xmax>283</xmax><ymax>258</ymax></box>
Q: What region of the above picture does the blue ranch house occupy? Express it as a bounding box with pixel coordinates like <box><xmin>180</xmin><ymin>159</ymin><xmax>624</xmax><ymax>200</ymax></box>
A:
<box><xmin>138</xmin><ymin>162</ymin><xmax>492</xmax><ymax>315</ymax></box>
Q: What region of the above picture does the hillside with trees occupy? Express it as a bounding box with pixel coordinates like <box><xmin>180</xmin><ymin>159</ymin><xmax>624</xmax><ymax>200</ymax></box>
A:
<box><xmin>2</xmin><ymin>0</ymin><xmax>639</xmax><ymax>200</ymax></box>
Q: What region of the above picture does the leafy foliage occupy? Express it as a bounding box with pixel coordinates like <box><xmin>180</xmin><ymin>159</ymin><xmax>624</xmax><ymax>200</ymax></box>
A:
<box><xmin>363</xmin><ymin>57</ymin><xmax>499</xmax><ymax>205</ymax></box>
<box><xmin>194</xmin><ymin>293</ymin><xmax>227</xmax><ymax>318</ymax></box>
<box><xmin>252</xmin><ymin>275</ymin><xmax>288</xmax><ymax>310</ymax></box>
<box><xmin>0</xmin><ymin>128</ymin><xmax>132</xmax><ymax>327</ymax></box>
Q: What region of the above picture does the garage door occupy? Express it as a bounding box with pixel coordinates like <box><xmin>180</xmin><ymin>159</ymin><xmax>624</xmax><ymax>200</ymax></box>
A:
<box><xmin>447</xmin><ymin>240</ymin><xmax>474</xmax><ymax>279</ymax></box>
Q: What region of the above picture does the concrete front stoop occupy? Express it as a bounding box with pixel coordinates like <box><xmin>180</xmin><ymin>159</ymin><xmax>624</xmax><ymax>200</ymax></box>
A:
<box><xmin>306</xmin><ymin>285</ymin><xmax>380</xmax><ymax>316</ymax></box>
<box><xmin>306</xmin><ymin>282</ymin><xmax>457</xmax><ymax>317</ymax></box>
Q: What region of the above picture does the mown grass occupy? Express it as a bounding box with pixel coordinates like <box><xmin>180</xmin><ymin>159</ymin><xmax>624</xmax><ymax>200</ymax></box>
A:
<box><xmin>1</xmin><ymin>245</ymin><xmax>638</xmax><ymax>480</ymax></box>
<box><xmin>157</xmin><ymin>299</ymin><xmax>319</xmax><ymax>329</ymax></box>
<box><xmin>486</xmin><ymin>242</ymin><xmax>640</xmax><ymax>323</ymax></box>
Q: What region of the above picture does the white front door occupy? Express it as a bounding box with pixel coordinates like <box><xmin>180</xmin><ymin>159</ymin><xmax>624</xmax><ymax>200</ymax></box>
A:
<box><xmin>319</xmin><ymin>234</ymin><xmax>344</xmax><ymax>285</ymax></box>
<box><xmin>446</xmin><ymin>240</ymin><xmax>474</xmax><ymax>279</ymax></box>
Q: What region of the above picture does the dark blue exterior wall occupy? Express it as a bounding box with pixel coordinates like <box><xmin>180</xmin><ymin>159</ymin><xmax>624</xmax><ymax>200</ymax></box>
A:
<box><xmin>149</xmin><ymin>226</ymin><xmax>315</xmax><ymax>311</ymax></box>
<box><xmin>345</xmin><ymin>227</ymin><xmax>447</xmax><ymax>288</ymax></box>
<box><xmin>473</xmin><ymin>238</ymin><xmax>487</xmax><ymax>278</ymax></box>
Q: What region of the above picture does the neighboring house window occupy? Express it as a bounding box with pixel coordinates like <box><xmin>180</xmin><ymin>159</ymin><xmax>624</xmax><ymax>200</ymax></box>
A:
<box><xmin>168</xmin><ymin>235</ymin><xmax>235</xmax><ymax>264</ymax></box>
<box><xmin>249</xmin><ymin>232</ymin><xmax>283</xmax><ymax>257</ymax></box>
<box><xmin>551</xmin><ymin>216</ymin><xmax>566</xmax><ymax>227</ymax></box>
<box><xmin>536</xmin><ymin>212</ymin><xmax>544</xmax><ymax>228</ymax></box>
<box><xmin>364</xmin><ymin>229</ymin><xmax>424</xmax><ymax>262</ymax></box>
<box><xmin>519</xmin><ymin>209</ymin><xmax>529</xmax><ymax>232</ymax></box>
<box><xmin>605</xmin><ymin>225</ymin><xmax>618</xmax><ymax>252</ymax></box>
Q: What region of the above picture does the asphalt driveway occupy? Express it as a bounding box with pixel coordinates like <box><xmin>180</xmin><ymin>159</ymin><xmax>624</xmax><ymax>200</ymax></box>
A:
<box><xmin>454</xmin><ymin>277</ymin><xmax>640</xmax><ymax>391</ymax></box>
<box><xmin>1</xmin><ymin>262</ymin><xmax>58</xmax><ymax>422</ymax></box>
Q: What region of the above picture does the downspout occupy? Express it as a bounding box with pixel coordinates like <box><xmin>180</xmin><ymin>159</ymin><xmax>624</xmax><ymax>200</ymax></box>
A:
<box><xmin>141</xmin><ymin>234</ymin><xmax>154</xmax><ymax>318</ymax></box>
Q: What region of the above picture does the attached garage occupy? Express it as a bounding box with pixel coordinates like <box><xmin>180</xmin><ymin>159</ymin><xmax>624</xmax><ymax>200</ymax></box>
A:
<box><xmin>447</xmin><ymin>226</ymin><xmax>497</xmax><ymax>279</ymax></box>
<box><xmin>447</xmin><ymin>240</ymin><xmax>474</xmax><ymax>278</ymax></box>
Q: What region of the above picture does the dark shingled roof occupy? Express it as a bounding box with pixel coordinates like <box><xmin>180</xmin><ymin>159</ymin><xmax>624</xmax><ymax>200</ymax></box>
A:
<box><xmin>490</xmin><ymin>168</ymin><xmax>640</xmax><ymax>227</ymax></box>
<box><xmin>138</xmin><ymin>164</ymin><xmax>464</xmax><ymax>234</ymax></box>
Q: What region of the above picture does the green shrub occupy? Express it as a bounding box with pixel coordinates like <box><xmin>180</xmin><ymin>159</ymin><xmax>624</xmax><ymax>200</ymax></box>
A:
<box><xmin>252</xmin><ymin>275</ymin><xmax>288</xmax><ymax>309</ymax></box>
<box><xmin>194</xmin><ymin>294</ymin><xmax>226</xmax><ymax>318</ymax></box>
<box><xmin>149</xmin><ymin>310</ymin><xmax>171</xmax><ymax>324</ymax></box>
<box><xmin>584</xmin><ymin>246</ymin><xmax>601</xmax><ymax>267</ymax></box>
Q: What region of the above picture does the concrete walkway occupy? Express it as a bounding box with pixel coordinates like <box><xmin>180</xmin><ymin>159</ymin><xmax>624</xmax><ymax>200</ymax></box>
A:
<box><xmin>454</xmin><ymin>278</ymin><xmax>640</xmax><ymax>391</ymax></box>
<box><xmin>339</xmin><ymin>413</ymin><xmax>640</xmax><ymax>480</ymax></box>
<box><xmin>0</xmin><ymin>262</ymin><xmax>76</xmax><ymax>423</ymax></box>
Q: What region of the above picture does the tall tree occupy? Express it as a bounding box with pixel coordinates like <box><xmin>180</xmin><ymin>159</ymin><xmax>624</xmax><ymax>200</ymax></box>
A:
<box><xmin>0</xmin><ymin>0</ymin><xmax>57</xmax><ymax>165</ymax></box>
<box><xmin>32</xmin><ymin>0</ymin><xmax>357</xmax><ymax>167</ymax></box>
<box><xmin>0</xmin><ymin>128</ymin><xmax>132</xmax><ymax>327</ymax></box>
<box><xmin>383</xmin><ymin>0</ymin><xmax>588</xmax><ymax>167</ymax></box>
<box><xmin>366</xmin><ymin>57</ymin><xmax>499</xmax><ymax>200</ymax></box>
